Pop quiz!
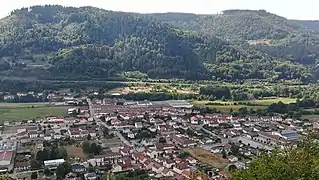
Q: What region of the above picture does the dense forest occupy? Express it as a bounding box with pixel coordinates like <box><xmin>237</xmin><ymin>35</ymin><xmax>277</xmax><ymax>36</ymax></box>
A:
<box><xmin>0</xmin><ymin>6</ymin><xmax>319</xmax><ymax>82</ymax></box>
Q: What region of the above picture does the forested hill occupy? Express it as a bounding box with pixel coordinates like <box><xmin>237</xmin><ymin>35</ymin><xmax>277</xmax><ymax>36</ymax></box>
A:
<box><xmin>0</xmin><ymin>6</ymin><xmax>317</xmax><ymax>82</ymax></box>
<box><xmin>151</xmin><ymin>10</ymin><xmax>303</xmax><ymax>41</ymax></box>
<box><xmin>150</xmin><ymin>10</ymin><xmax>319</xmax><ymax>75</ymax></box>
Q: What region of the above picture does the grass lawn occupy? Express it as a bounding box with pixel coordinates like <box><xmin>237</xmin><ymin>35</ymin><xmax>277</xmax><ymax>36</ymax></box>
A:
<box><xmin>192</xmin><ymin>97</ymin><xmax>296</xmax><ymax>112</ymax></box>
<box><xmin>0</xmin><ymin>103</ymin><xmax>68</xmax><ymax>123</ymax></box>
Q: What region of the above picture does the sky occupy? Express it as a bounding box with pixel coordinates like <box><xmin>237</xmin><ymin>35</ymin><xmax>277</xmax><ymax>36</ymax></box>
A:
<box><xmin>0</xmin><ymin>0</ymin><xmax>318</xmax><ymax>20</ymax></box>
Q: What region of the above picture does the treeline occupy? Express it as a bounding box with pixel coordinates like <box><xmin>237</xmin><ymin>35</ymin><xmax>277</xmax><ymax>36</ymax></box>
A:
<box><xmin>0</xmin><ymin>79</ymin><xmax>123</xmax><ymax>93</ymax></box>
<box><xmin>198</xmin><ymin>85</ymin><xmax>319</xmax><ymax>102</ymax></box>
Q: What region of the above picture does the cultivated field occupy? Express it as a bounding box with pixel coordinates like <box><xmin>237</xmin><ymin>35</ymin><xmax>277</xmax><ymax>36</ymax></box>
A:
<box><xmin>0</xmin><ymin>102</ymin><xmax>68</xmax><ymax>123</ymax></box>
<box><xmin>186</xmin><ymin>147</ymin><xmax>229</xmax><ymax>169</ymax></box>
<box><xmin>192</xmin><ymin>97</ymin><xmax>296</xmax><ymax>112</ymax></box>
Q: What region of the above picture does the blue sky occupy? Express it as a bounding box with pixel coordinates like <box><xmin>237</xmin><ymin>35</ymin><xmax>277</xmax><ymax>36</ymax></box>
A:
<box><xmin>0</xmin><ymin>0</ymin><xmax>318</xmax><ymax>20</ymax></box>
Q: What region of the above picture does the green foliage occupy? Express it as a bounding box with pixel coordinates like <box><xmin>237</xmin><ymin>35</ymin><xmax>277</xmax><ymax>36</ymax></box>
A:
<box><xmin>82</xmin><ymin>140</ymin><xmax>102</xmax><ymax>155</ymax></box>
<box><xmin>44</xmin><ymin>168</ymin><xmax>51</xmax><ymax>176</ymax></box>
<box><xmin>222</xmin><ymin>148</ymin><xmax>227</xmax><ymax>159</ymax></box>
<box><xmin>56</xmin><ymin>162</ymin><xmax>71</xmax><ymax>180</ymax></box>
<box><xmin>31</xmin><ymin>172</ymin><xmax>38</xmax><ymax>179</ymax></box>
<box><xmin>0</xmin><ymin>6</ymin><xmax>315</xmax><ymax>82</ymax></box>
<box><xmin>36</xmin><ymin>141</ymin><xmax>67</xmax><ymax>162</ymax></box>
<box><xmin>200</xmin><ymin>86</ymin><xmax>231</xmax><ymax>99</ymax></box>
<box><xmin>231</xmin><ymin>136</ymin><xmax>319</xmax><ymax>180</ymax></box>
<box><xmin>178</xmin><ymin>151</ymin><xmax>190</xmax><ymax>159</ymax></box>
<box><xmin>152</xmin><ymin>10</ymin><xmax>319</xmax><ymax>81</ymax></box>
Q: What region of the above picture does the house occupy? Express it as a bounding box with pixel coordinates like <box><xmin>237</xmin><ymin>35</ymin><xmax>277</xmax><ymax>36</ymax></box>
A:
<box><xmin>163</xmin><ymin>158</ymin><xmax>175</xmax><ymax>168</ymax></box>
<box><xmin>181</xmin><ymin>170</ymin><xmax>191</xmax><ymax>179</ymax></box>
<box><xmin>280</xmin><ymin>129</ymin><xmax>298</xmax><ymax>140</ymax></box>
<box><xmin>44</xmin><ymin>159</ymin><xmax>65</xmax><ymax>169</ymax></box>
<box><xmin>120</xmin><ymin>147</ymin><xmax>131</xmax><ymax>156</ymax></box>
<box><xmin>155</xmin><ymin>143</ymin><xmax>175</xmax><ymax>153</ymax></box>
<box><xmin>88</xmin><ymin>152</ymin><xmax>122</xmax><ymax>166</ymax></box>
<box><xmin>135</xmin><ymin>122</ymin><xmax>143</xmax><ymax>129</ymax></box>
<box><xmin>172</xmin><ymin>135</ymin><xmax>197</xmax><ymax>147</ymax></box>
<box><xmin>161</xmin><ymin>168</ymin><xmax>174</xmax><ymax>177</ymax></box>
<box><xmin>88</xmin><ymin>129</ymin><xmax>97</xmax><ymax>138</ymax></box>
<box><xmin>69</xmin><ymin>130</ymin><xmax>81</xmax><ymax>139</ymax></box>
<box><xmin>200</xmin><ymin>137</ymin><xmax>213</xmax><ymax>144</ymax></box>
<box><xmin>84</xmin><ymin>172</ymin><xmax>97</xmax><ymax>180</ymax></box>
<box><xmin>204</xmin><ymin>119</ymin><xmax>219</xmax><ymax>127</ymax></box>
<box><xmin>190</xmin><ymin>117</ymin><xmax>199</xmax><ymax>125</ymax></box>
<box><xmin>186</xmin><ymin>157</ymin><xmax>197</xmax><ymax>164</ymax></box>
<box><xmin>228</xmin><ymin>155</ymin><xmax>238</xmax><ymax>162</ymax></box>
<box><xmin>272</xmin><ymin>116</ymin><xmax>283</xmax><ymax>122</ymax></box>
<box><xmin>28</xmin><ymin>131</ymin><xmax>38</xmax><ymax>138</ymax></box>
<box><xmin>65</xmin><ymin>172</ymin><xmax>77</xmax><ymax>180</ymax></box>
<box><xmin>146</xmin><ymin>150</ymin><xmax>158</xmax><ymax>159</ymax></box>
<box><xmin>54</xmin><ymin>133</ymin><xmax>62</xmax><ymax>140</ymax></box>
<box><xmin>71</xmin><ymin>164</ymin><xmax>86</xmax><ymax>173</ymax></box>
<box><xmin>132</xmin><ymin>153</ymin><xmax>146</xmax><ymax>162</ymax></box>
<box><xmin>44</xmin><ymin>134</ymin><xmax>52</xmax><ymax>141</ymax></box>
<box><xmin>127</xmin><ymin>132</ymin><xmax>135</xmax><ymax>139</ymax></box>
<box><xmin>15</xmin><ymin>162</ymin><xmax>30</xmax><ymax>171</ymax></box>
<box><xmin>112</xmin><ymin>163</ymin><xmax>134</xmax><ymax>173</ymax></box>
<box><xmin>111</xmin><ymin>119</ymin><xmax>122</xmax><ymax>126</ymax></box>
<box><xmin>80</xmin><ymin>130</ymin><xmax>89</xmax><ymax>138</ymax></box>
<box><xmin>142</xmin><ymin>159</ymin><xmax>154</xmax><ymax>170</ymax></box>
<box><xmin>16</xmin><ymin>131</ymin><xmax>28</xmax><ymax>139</ymax></box>
<box><xmin>148</xmin><ymin>126</ymin><xmax>157</xmax><ymax>132</ymax></box>
<box><xmin>173</xmin><ymin>162</ymin><xmax>190</xmax><ymax>174</ymax></box>
<box><xmin>151</xmin><ymin>162</ymin><xmax>164</xmax><ymax>174</ymax></box>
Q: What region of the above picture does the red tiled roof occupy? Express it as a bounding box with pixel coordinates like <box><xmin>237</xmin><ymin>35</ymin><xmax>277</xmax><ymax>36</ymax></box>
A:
<box><xmin>15</xmin><ymin>162</ymin><xmax>30</xmax><ymax>167</ymax></box>
<box><xmin>0</xmin><ymin>151</ymin><xmax>13</xmax><ymax>161</ymax></box>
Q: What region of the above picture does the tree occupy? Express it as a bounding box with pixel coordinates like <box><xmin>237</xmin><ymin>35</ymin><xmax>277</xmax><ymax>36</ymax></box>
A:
<box><xmin>31</xmin><ymin>172</ymin><xmax>38</xmax><ymax>179</ymax></box>
<box><xmin>91</xmin><ymin>143</ymin><xmax>102</xmax><ymax>155</ymax></box>
<box><xmin>59</xmin><ymin>147</ymin><xmax>68</xmax><ymax>160</ymax></box>
<box><xmin>56</xmin><ymin>162</ymin><xmax>71</xmax><ymax>180</ymax></box>
<box><xmin>178</xmin><ymin>152</ymin><xmax>190</xmax><ymax>159</ymax></box>
<box><xmin>36</xmin><ymin>148</ymin><xmax>50</xmax><ymax>162</ymax></box>
<box><xmin>231</xmin><ymin>135</ymin><xmax>319</xmax><ymax>180</ymax></box>
<box><xmin>238</xmin><ymin>107</ymin><xmax>248</xmax><ymax>117</ymax></box>
<box><xmin>230</xmin><ymin>143</ymin><xmax>240</xmax><ymax>155</ymax></box>
<box><xmin>87</xmin><ymin>134</ymin><xmax>92</xmax><ymax>140</ymax></box>
<box><xmin>82</xmin><ymin>141</ymin><xmax>91</xmax><ymax>154</ymax></box>
<box><xmin>50</xmin><ymin>147</ymin><xmax>60</xmax><ymax>159</ymax></box>
<box><xmin>30</xmin><ymin>160</ymin><xmax>41</xmax><ymax>170</ymax></box>
<box><xmin>229</xmin><ymin>164</ymin><xmax>237</xmax><ymax>172</ymax></box>
<box><xmin>222</xmin><ymin>148</ymin><xmax>227</xmax><ymax>159</ymax></box>
<box><xmin>44</xmin><ymin>168</ymin><xmax>51</xmax><ymax>176</ymax></box>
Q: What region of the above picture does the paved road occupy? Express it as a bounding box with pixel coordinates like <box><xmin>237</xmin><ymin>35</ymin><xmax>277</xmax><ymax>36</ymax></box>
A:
<box><xmin>192</xmin><ymin>124</ymin><xmax>239</xmax><ymax>150</ymax></box>
<box><xmin>115</xmin><ymin>132</ymin><xmax>132</xmax><ymax>147</ymax></box>
<box><xmin>88</xmin><ymin>98</ymin><xmax>133</xmax><ymax>147</ymax></box>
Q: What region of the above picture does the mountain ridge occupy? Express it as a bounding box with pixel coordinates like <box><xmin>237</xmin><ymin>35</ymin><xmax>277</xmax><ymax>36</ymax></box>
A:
<box><xmin>0</xmin><ymin>5</ymin><xmax>317</xmax><ymax>82</ymax></box>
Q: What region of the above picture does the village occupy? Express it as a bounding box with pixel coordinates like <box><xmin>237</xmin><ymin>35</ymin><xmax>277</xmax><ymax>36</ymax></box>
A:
<box><xmin>0</xmin><ymin>97</ymin><xmax>311</xmax><ymax>180</ymax></box>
